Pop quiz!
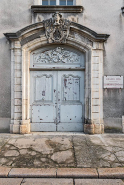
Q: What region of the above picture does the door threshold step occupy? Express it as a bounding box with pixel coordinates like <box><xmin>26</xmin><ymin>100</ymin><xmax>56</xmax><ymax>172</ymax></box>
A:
<box><xmin>25</xmin><ymin>132</ymin><xmax>85</xmax><ymax>136</ymax></box>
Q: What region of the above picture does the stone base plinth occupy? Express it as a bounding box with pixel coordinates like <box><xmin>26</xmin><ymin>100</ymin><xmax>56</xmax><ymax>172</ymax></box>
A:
<box><xmin>84</xmin><ymin>124</ymin><xmax>94</xmax><ymax>134</ymax></box>
<box><xmin>122</xmin><ymin>124</ymin><xmax>124</xmax><ymax>133</ymax></box>
<box><xmin>20</xmin><ymin>120</ymin><xmax>30</xmax><ymax>134</ymax></box>
<box><xmin>122</xmin><ymin>116</ymin><xmax>124</xmax><ymax>133</ymax></box>
<box><xmin>84</xmin><ymin>124</ymin><xmax>104</xmax><ymax>134</ymax></box>
<box><xmin>10</xmin><ymin>120</ymin><xmax>30</xmax><ymax>134</ymax></box>
<box><xmin>10</xmin><ymin>124</ymin><xmax>20</xmax><ymax>134</ymax></box>
<box><xmin>20</xmin><ymin>124</ymin><xmax>30</xmax><ymax>134</ymax></box>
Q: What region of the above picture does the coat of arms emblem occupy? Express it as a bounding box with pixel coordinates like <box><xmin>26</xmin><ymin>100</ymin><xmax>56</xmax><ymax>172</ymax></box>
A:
<box><xmin>43</xmin><ymin>12</ymin><xmax>71</xmax><ymax>43</ymax></box>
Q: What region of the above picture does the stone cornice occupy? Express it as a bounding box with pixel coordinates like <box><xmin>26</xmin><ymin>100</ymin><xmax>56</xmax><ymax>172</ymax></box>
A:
<box><xmin>31</xmin><ymin>5</ymin><xmax>83</xmax><ymax>13</ymax></box>
<box><xmin>4</xmin><ymin>33</ymin><xmax>18</xmax><ymax>40</ymax></box>
<box><xmin>71</xmin><ymin>22</ymin><xmax>110</xmax><ymax>42</ymax></box>
<box><xmin>4</xmin><ymin>21</ymin><xmax>110</xmax><ymax>43</ymax></box>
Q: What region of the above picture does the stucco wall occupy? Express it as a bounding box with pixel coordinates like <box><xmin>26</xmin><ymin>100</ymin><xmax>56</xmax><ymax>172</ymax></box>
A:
<box><xmin>0</xmin><ymin>0</ymin><xmax>33</xmax><ymax>132</ymax></box>
<box><xmin>80</xmin><ymin>0</ymin><xmax>124</xmax><ymax>131</ymax></box>
<box><xmin>0</xmin><ymin>0</ymin><xmax>124</xmax><ymax>132</ymax></box>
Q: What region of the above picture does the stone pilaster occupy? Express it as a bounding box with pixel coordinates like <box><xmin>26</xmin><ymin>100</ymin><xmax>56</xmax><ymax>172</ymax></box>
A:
<box><xmin>10</xmin><ymin>41</ymin><xmax>22</xmax><ymax>134</ymax></box>
<box><xmin>84</xmin><ymin>43</ymin><xmax>104</xmax><ymax>134</ymax></box>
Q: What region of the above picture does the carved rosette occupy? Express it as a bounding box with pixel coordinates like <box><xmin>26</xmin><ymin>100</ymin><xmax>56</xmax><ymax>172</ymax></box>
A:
<box><xmin>43</xmin><ymin>12</ymin><xmax>71</xmax><ymax>43</ymax></box>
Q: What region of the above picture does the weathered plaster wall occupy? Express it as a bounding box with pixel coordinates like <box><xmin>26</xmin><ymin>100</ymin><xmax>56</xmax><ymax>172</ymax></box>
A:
<box><xmin>0</xmin><ymin>0</ymin><xmax>33</xmax><ymax>132</ymax></box>
<box><xmin>0</xmin><ymin>0</ymin><xmax>124</xmax><ymax>132</ymax></box>
<box><xmin>80</xmin><ymin>0</ymin><xmax>124</xmax><ymax>131</ymax></box>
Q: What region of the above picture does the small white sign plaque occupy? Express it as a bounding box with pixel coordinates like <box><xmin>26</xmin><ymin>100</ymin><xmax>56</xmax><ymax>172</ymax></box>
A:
<box><xmin>104</xmin><ymin>76</ymin><xmax>123</xmax><ymax>88</ymax></box>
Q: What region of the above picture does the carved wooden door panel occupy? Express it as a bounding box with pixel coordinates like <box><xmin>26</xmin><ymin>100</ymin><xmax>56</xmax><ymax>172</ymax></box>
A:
<box><xmin>30</xmin><ymin>70</ymin><xmax>84</xmax><ymax>132</ymax></box>
<box><xmin>30</xmin><ymin>71</ymin><xmax>57</xmax><ymax>131</ymax></box>
<box><xmin>57</xmin><ymin>71</ymin><xmax>84</xmax><ymax>131</ymax></box>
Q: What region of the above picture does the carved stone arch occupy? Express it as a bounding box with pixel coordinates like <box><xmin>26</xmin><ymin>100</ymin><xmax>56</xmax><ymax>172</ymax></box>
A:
<box><xmin>4</xmin><ymin>13</ymin><xmax>110</xmax><ymax>134</ymax></box>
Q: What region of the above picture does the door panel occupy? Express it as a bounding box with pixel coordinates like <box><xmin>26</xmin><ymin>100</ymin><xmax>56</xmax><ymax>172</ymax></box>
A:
<box><xmin>30</xmin><ymin>71</ymin><xmax>57</xmax><ymax>128</ymax></box>
<box><xmin>32</xmin><ymin>105</ymin><xmax>55</xmax><ymax>122</ymax></box>
<box><xmin>61</xmin><ymin>105</ymin><xmax>83</xmax><ymax>122</ymax></box>
<box><xmin>63</xmin><ymin>75</ymin><xmax>80</xmax><ymax>101</ymax></box>
<box><xmin>35</xmin><ymin>75</ymin><xmax>53</xmax><ymax>102</ymax></box>
<box><xmin>30</xmin><ymin>70</ymin><xmax>84</xmax><ymax>132</ymax></box>
<box><xmin>31</xmin><ymin>123</ymin><xmax>56</xmax><ymax>132</ymax></box>
<box><xmin>57</xmin><ymin>123</ymin><xmax>83</xmax><ymax>132</ymax></box>
<box><xmin>57</xmin><ymin>71</ymin><xmax>84</xmax><ymax>131</ymax></box>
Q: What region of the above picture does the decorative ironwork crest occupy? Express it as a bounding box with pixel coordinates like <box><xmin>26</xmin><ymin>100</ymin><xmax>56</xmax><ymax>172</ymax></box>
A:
<box><xmin>43</xmin><ymin>12</ymin><xmax>71</xmax><ymax>43</ymax></box>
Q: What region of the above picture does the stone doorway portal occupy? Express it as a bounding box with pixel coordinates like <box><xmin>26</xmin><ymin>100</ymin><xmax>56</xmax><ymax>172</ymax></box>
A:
<box><xmin>30</xmin><ymin>46</ymin><xmax>85</xmax><ymax>131</ymax></box>
<box><xmin>4</xmin><ymin>13</ymin><xmax>109</xmax><ymax>134</ymax></box>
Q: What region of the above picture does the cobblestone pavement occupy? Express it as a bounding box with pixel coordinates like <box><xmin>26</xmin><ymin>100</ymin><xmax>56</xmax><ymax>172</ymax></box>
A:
<box><xmin>0</xmin><ymin>133</ymin><xmax>124</xmax><ymax>168</ymax></box>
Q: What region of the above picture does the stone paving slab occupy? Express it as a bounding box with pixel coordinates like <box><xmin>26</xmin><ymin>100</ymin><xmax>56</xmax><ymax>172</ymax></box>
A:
<box><xmin>98</xmin><ymin>168</ymin><xmax>124</xmax><ymax>179</ymax></box>
<box><xmin>0</xmin><ymin>134</ymin><xmax>11</xmax><ymax>151</ymax></box>
<box><xmin>0</xmin><ymin>167</ymin><xmax>11</xmax><ymax>177</ymax></box>
<box><xmin>9</xmin><ymin>168</ymin><xmax>56</xmax><ymax>177</ymax></box>
<box><xmin>0</xmin><ymin>167</ymin><xmax>124</xmax><ymax>179</ymax></box>
<box><xmin>0</xmin><ymin>178</ymin><xmax>123</xmax><ymax>185</ymax></box>
<box><xmin>0</xmin><ymin>135</ymin><xmax>74</xmax><ymax>168</ymax></box>
<box><xmin>57</xmin><ymin>168</ymin><xmax>98</xmax><ymax>178</ymax></box>
<box><xmin>101</xmin><ymin>134</ymin><xmax>124</xmax><ymax>147</ymax></box>
<box><xmin>75</xmin><ymin>179</ymin><xmax>124</xmax><ymax>185</ymax></box>
<box><xmin>73</xmin><ymin>135</ymin><xmax>123</xmax><ymax>168</ymax></box>
<box><xmin>22</xmin><ymin>178</ymin><xmax>73</xmax><ymax>185</ymax></box>
<box><xmin>0</xmin><ymin>178</ymin><xmax>23</xmax><ymax>185</ymax></box>
<box><xmin>0</xmin><ymin>134</ymin><xmax>124</xmax><ymax>168</ymax></box>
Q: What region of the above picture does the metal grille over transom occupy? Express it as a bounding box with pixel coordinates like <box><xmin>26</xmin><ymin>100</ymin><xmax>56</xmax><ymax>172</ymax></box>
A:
<box><xmin>30</xmin><ymin>46</ymin><xmax>85</xmax><ymax>131</ymax></box>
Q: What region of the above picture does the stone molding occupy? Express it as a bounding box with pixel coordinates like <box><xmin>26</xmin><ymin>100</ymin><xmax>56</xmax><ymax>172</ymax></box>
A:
<box><xmin>31</xmin><ymin>5</ymin><xmax>83</xmax><ymax>13</ymax></box>
<box><xmin>4</xmin><ymin>21</ymin><xmax>110</xmax><ymax>43</ymax></box>
<box><xmin>4</xmin><ymin>14</ymin><xmax>110</xmax><ymax>134</ymax></box>
<box><xmin>71</xmin><ymin>22</ymin><xmax>110</xmax><ymax>42</ymax></box>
